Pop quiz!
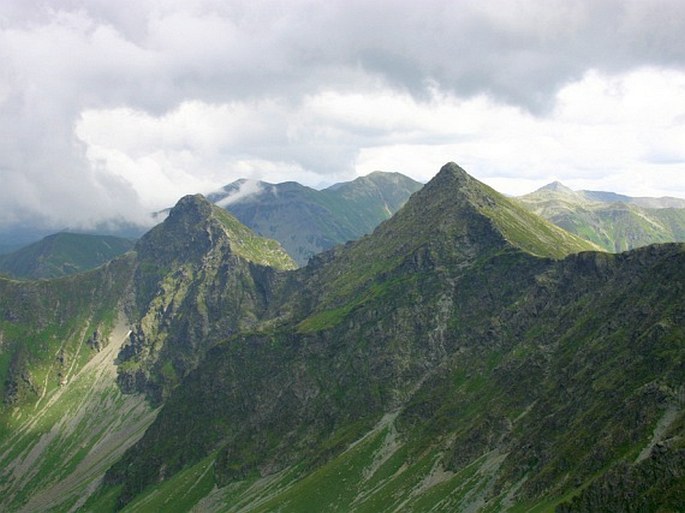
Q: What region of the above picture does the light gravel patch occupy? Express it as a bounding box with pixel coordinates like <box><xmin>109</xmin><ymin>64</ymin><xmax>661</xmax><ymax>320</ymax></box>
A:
<box><xmin>0</xmin><ymin>314</ymin><xmax>158</xmax><ymax>513</ymax></box>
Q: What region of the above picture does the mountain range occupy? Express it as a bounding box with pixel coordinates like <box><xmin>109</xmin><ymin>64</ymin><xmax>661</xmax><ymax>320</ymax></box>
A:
<box><xmin>4</xmin><ymin>172</ymin><xmax>685</xmax><ymax>281</ymax></box>
<box><xmin>0</xmin><ymin>163</ymin><xmax>683</xmax><ymax>512</ymax></box>
<box><xmin>0</xmin><ymin>233</ymin><xmax>135</xmax><ymax>280</ymax></box>
<box><xmin>209</xmin><ymin>171</ymin><xmax>423</xmax><ymax>265</ymax></box>
<box><xmin>517</xmin><ymin>181</ymin><xmax>685</xmax><ymax>252</ymax></box>
<box><xmin>0</xmin><ymin>172</ymin><xmax>421</xmax><ymax>280</ymax></box>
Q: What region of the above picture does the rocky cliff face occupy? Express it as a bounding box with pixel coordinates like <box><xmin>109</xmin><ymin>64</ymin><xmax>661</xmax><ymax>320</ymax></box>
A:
<box><xmin>116</xmin><ymin>194</ymin><xmax>295</xmax><ymax>403</ymax></box>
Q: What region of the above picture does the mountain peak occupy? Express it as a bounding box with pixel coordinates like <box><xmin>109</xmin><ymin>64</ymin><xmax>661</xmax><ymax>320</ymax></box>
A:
<box><xmin>297</xmin><ymin>162</ymin><xmax>600</xmax><ymax>319</ymax></box>
<box><xmin>391</xmin><ymin>162</ymin><xmax>599</xmax><ymax>260</ymax></box>
<box><xmin>430</xmin><ymin>162</ymin><xmax>473</xmax><ymax>187</ymax></box>
<box><xmin>136</xmin><ymin>193</ymin><xmax>295</xmax><ymax>270</ymax></box>
<box><xmin>539</xmin><ymin>181</ymin><xmax>575</xmax><ymax>194</ymax></box>
<box><xmin>417</xmin><ymin>162</ymin><xmax>488</xmax><ymax>207</ymax></box>
<box><xmin>166</xmin><ymin>193</ymin><xmax>213</xmax><ymax>223</ymax></box>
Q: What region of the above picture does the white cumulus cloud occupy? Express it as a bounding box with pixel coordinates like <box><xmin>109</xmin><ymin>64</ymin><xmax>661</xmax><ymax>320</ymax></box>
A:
<box><xmin>1</xmin><ymin>0</ymin><xmax>685</xmax><ymax>231</ymax></box>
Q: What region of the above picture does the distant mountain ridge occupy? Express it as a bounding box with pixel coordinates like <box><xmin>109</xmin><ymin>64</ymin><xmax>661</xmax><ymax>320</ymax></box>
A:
<box><xmin>208</xmin><ymin>171</ymin><xmax>423</xmax><ymax>265</ymax></box>
<box><xmin>0</xmin><ymin>172</ymin><xmax>417</xmax><ymax>277</ymax></box>
<box><xmin>0</xmin><ymin>232</ymin><xmax>135</xmax><ymax>279</ymax></box>
<box><xmin>534</xmin><ymin>180</ymin><xmax>685</xmax><ymax>209</ymax></box>
<box><xmin>518</xmin><ymin>182</ymin><xmax>685</xmax><ymax>252</ymax></box>
<box><xmin>3</xmin><ymin>174</ymin><xmax>682</xmax><ymax>269</ymax></box>
<box><xmin>581</xmin><ymin>189</ymin><xmax>685</xmax><ymax>209</ymax></box>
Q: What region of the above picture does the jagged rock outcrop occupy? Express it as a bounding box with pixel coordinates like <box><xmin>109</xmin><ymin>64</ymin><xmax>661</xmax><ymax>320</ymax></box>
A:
<box><xmin>3</xmin><ymin>347</ymin><xmax>37</xmax><ymax>406</ymax></box>
<box><xmin>116</xmin><ymin>194</ymin><xmax>295</xmax><ymax>403</ymax></box>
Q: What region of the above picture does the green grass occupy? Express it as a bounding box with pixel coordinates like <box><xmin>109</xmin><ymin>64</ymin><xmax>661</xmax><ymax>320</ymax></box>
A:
<box><xmin>254</xmin><ymin>434</ymin><xmax>385</xmax><ymax>512</ymax></box>
<box><xmin>121</xmin><ymin>455</ymin><xmax>217</xmax><ymax>513</ymax></box>
<box><xmin>517</xmin><ymin>186</ymin><xmax>685</xmax><ymax>253</ymax></box>
<box><xmin>214</xmin><ymin>207</ymin><xmax>296</xmax><ymax>270</ymax></box>
<box><xmin>296</xmin><ymin>273</ymin><xmax>415</xmax><ymax>333</ymax></box>
<box><xmin>480</xmin><ymin>195</ymin><xmax>600</xmax><ymax>259</ymax></box>
<box><xmin>297</xmin><ymin>304</ymin><xmax>354</xmax><ymax>333</ymax></box>
<box><xmin>0</xmin><ymin>347</ymin><xmax>156</xmax><ymax>513</ymax></box>
<box><xmin>0</xmin><ymin>233</ymin><xmax>135</xmax><ymax>279</ymax></box>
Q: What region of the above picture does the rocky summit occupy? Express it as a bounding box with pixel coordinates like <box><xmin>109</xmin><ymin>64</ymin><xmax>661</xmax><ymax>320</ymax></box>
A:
<box><xmin>0</xmin><ymin>163</ymin><xmax>683</xmax><ymax>513</ymax></box>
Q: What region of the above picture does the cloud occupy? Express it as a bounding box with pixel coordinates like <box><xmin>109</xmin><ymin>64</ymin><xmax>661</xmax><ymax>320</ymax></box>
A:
<box><xmin>1</xmin><ymin>0</ymin><xmax>685</xmax><ymax>230</ymax></box>
<box><xmin>354</xmin><ymin>68</ymin><xmax>685</xmax><ymax>198</ymax></box>
<box><xmin>0</xmin><ymin>8</ymin><xmax>155</xmax><ymax>229</ymax></box>
<box><xmin>75</xmin><ymin>68</ymin><xmax>685</xmax><ymax>204</ymax></box>
<box><xmin>214</xmin><ymin>180</ymin><xmax>265</xmax><ymax>208</ymax></box>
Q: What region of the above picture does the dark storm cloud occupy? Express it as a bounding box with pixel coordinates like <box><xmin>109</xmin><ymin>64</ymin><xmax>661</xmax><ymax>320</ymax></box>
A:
<box><xmin>7</xmin><ymin>0</ymin><xmax>684</xmax><ymax>111</ymax></box>
<box><xmin>47</xmin><ymin>0</ymin><xmax>685</xmax><ymax>110</ymax></box>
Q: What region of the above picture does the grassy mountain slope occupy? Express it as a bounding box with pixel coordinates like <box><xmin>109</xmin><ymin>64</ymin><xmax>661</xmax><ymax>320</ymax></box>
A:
<box><xmin>97</xmin><ymin>164</ymin><xmax>685</xmax><ymax>513</ymax></box>
<box><xmin>0</xmin><ymin>196</ymin><xmax>296</xmax><ymax>512</ymax></box>
<box><xmin>282</xmin><ymin>163</ymin><xmax>599</xmax><ymax>323</ymax></box>
<box><xmin>0</xmin><ymin>316</ymin><xmax>157</xmax><ymax>513</ymax></box>
<box><xmin>209</xmin><ymin>172</ymin><xmax>423</xmax><ymax>265</ymax></box>
<box><xmin>518</xmin><ymin>182</ymin><xmax>685</xmax><ymax>252</ymax></box>
<box><xmin>0</xmin><ymin>255</ymin><xmax>137</xmax><ymax>411</ymax></box>
<box><xmin>3</xmin><ymin>163</ymin><xmax>683</xmax><ymax>512</ymax></box>
<box><xmin>0</xmin><ymin>253</ymin><xmax>156</xmax><ymax>512</ymax></box>
<box><xmin>0</xmin><ymin>233</ymin><xmax>135</xmax><ymax>279</ymax></box>
<box><xmin>321</xmin><ymin>171</ymin><xmax>424</xmax><ymax>235</ymax></box>
<box><xmin>0</xmin><ymin>227</ymin><xmax>62</xmax><ymax>256</ymax></box>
